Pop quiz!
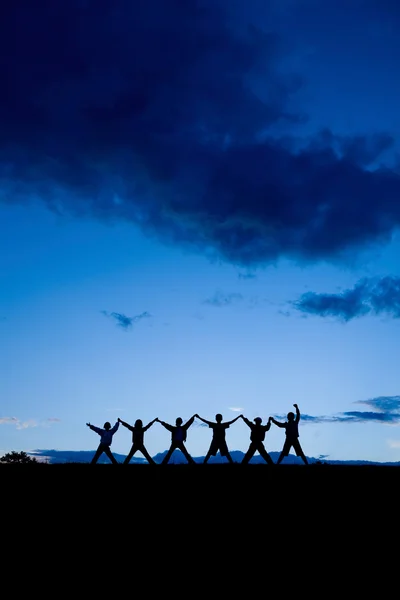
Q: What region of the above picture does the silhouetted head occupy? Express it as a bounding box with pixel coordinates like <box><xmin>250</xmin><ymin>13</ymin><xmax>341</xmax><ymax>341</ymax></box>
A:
<box><xmin>176</xmin><ymin>417</ymin><xmax>183</xmax><ymax>426</ymax></box>
<box><xmin>287</xmin><ymin>412</ymin><xmax>295</xmax><ymax>421</ymax></box>
<box><xmin>215</xmin><ymin>413</ymin><xmax>223</xmax><ymax>422</ymax></box>
<box><xmin>135</xmin><ymin>419</ymin><xmax>143</xmax><ymax>428</ymax></box>
<box><xmin>254</xmin><ymin>417</ymin><xmax>262</xmax><ymax>424</ymax></box>
<box><xmin>104</xmin><ymin>422</ymin><xmax>111</xmax><ymax>430</ymax></box>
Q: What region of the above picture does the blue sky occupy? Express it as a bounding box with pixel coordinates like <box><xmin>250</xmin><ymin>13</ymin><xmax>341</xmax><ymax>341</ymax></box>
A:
<box><xmin>1</xmin><ymin>0</ymin><xmax>400</xmax><ymax>463</ymax></box>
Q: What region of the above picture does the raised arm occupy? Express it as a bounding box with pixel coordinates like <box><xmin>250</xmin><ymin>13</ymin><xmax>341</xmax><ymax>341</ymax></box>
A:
<box><xmin>143</xmin><ymin>417</ymin><xmax>158</xmax><ymax>431</ymax></box>
<box><xmin>87</xmin><ymin>423</ymin><xmax>102</xmax><ymax>435</ymax></box>
<box><xmin>195</xmin><ymin>414</ymin><xmax>213</xmax><ymax>426</ymax></box>
<box><xmin>240</xmin><ymin>415</ymin><xmax>251</xmax><ymax>427</ymax></box>
<box><xmin>265</xmin><ymin>417</ymin><xmax>272</xmax><ymax>431</ymax></box>
<box><xmin>156</xmin><ymin>418</ymin><xmax>173</xmax><ymax>432</ymax></box>
<box><xmin>225</xmin><ymin>414</ymin><xmax>242</xmax><ymax>426</ymax></box>
<box><xmin>118</xmin><ymin>418</ymin><xmax>134</xmax><ymax>432</ymax></box>
<box><xmin>294</xmin><ymin>403</ymin><xmax>300</xmax><ymax>423</ymax></box>
<box><xmin>110</xmin><ymin>421</ymin><xmax>120</xmax><ymax>434</ymax></box>
<box><xmin>184</xmin><ymin>415</ymin><xmax>196</xmax><ymax>429</ymax></box>
<box><xmin>270</xmin><ymin>417</ymin><xmax>285</xmax><ymax>428</ymax></box>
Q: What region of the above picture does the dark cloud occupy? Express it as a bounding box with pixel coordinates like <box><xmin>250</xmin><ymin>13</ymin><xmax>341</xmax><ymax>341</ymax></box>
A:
<box><xmin>278</xmin><ymin>396</ymin><xmax>400</xmax><ymax>425</ymax></box>
<box><xmin>101</xmin><ymin>310</ymin><xmax>151</xmax><ymax>330</ymax></box>
<box><xmin>1</xmin><ymin>1</ymin><xmax>400</xmax><ymax>266</ymax></box>
<box><xmin>292</xmin><ymin>276</ymin><xmax>400</xmax><ymax>320</ymax></box>
<box><xmin>202</xmin><ymin>291</ymin><xmax>243</xmax><ymax>307</ymax></box>
<box><xmin>357</xmin><ymin>396</ymin><xmax>400</xmax><ymax>413</ymax></box>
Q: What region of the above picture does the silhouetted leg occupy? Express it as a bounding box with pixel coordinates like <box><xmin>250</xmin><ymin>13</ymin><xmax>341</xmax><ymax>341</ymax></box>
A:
<box><xmin>203</xmin><ymin>449</ymin><xmax>212</xmax><ymax>463</ymax></box>
<box><xmin>162</xmin><ymin>445</ymin><xmax>176</xmax><ymax>464</ymax></box>
<box><xmin>91</xmin><ymin>445</ymin><xmax>104</xmax><ymax>464</ymax></box>
<box><xmin>259</xmin><ymin>445</ymin><xmax>274</xmax><ymax>465</ymax></box>
<box><xmin>180</xmin><ymin>444</ymin><xmax>196</xmax><ymax>464</ymax></box>
<box><xmin>225</xmin><ymin>452</ymin><xmax>234</xmax><ymax>464</ymax></box>
<box><xmin>298</xmin><ymin>447</ymin><xmax>309</xmax><ymax>465</ymax></box>
<box><xmin>124</xmin><ymin>446</ymin><xmax>135</xmax><ymax>464</ymax></box>
<box><xmin>276</xmin><ymin>451</ymin><xmax>285</xmax><ymax>464</ymax></box>
<box><xmin>277</xmin><ymin>440</ymin><xmax>290</xmax><ymax>464</ymax></box>
<box><xmin>104</xmin><ymin>446</ymin><xmax>119</xmax><ymax>464</ymax></box>
<box><xmin>242</xmin><ymin>446</ymin><xmax>255</xmax><ymax>464</ymax></box>
<box><xmin>141</xmin><ymin>446</ymin><xmax>156</xmax><ymax>465</ymax></box>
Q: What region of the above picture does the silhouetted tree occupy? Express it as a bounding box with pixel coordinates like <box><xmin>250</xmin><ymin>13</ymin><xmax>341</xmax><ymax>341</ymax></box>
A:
<box><xmin>0</xmin><ymin>451</ymin><xmax>39</xmax><ymax>464</ymax></box>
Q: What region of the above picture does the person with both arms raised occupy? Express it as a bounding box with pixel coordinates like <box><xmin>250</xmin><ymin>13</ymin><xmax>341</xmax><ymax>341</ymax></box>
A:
<box><xmin>118</xmin><ymin>416</ymin><xmax>158</xmax><ymax>465</ymax></box>
<box><xmin>240</xmin><ymin>414</ymin><xmax>275</xmax><ymax>465</ymax></box>
<box><xmin>195</xmin><ymin>412</ymin><xmax>241</xmax><ymax>464</ymax></box>
<box><xmin>86</xmin><ymin>419</ymin><xmax>120</xmax><ymax>464</ymax></box>
<box><xmin>156</xmin><ymin>415</ymin><xmax>197</xmax><ymax>464</ymax></box>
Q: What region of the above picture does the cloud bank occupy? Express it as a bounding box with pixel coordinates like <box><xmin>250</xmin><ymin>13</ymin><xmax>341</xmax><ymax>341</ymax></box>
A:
<box><xmin>1</xmin><ymin>1</ymin><xmax>400</xmax><ymax>267</ymax></box>
<box><xmin>292</xmin><ymin>276</ymin><xmax>400</xmax><ymax>321</ymax></box>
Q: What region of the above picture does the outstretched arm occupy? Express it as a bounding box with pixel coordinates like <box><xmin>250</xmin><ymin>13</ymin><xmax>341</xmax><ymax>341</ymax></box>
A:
<box><xmin>270</xmin><ymin>417</ymin><xmax>285</xmax><ymax>428</ymax></box>
<box><xmin>110</xmin><ymin>421</ymin><xmax>120</xmax><ymax>434</ymax></box>
<box><xmin>195</xmin><ymin>414</ymin><xmax>213</xmax><ymax>426</ymax></box>
<box><xmin>184</xmin><ymin>415</ymin><xmax>196</xmax><ymax>429</ymax></box>
<box><xmin>156</xmin><ymin>418</ymin><xmax>173</xmax><ymax>432</ymax></box>
<box><xmin>118</xmin><ymin>418</ymin><xmax>134</xmax><ymax>432</ymax></box>
<box><xmin>87</xmin><ymin>423</ymin><xmax>102</xmax><ymax>435</ymax></box>
<box><xmin>240</xmin><ymin>415</ymin><xmax>251</xmax><ymax>427</ymax></box>
<box><xmin>265</xmin><ymin>417</ymin><xmax>272</xmax><ymax>431</ymax></box>
<box><xmin>144</xmin><ymin>418</ymin><xmax>158</xmax><ymax>431</ymax></box>
<box><xmin>294</xmin><ymin>403</ymin><xmax>300</xmax><ymax>423</ymax></box>
<box><xmin>225</xmin><ymin>415</ymin><xmax>242</xmax><ymax>426</ymax></box>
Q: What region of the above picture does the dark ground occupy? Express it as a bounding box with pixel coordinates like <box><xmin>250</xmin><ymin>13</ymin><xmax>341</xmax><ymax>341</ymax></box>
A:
<box><xmin>4</xmin><ymin>462</ymin><xmax>397</xmax><ymax>503</ymax></box>
<box><xmin>4</xmin><ymin>463</ymin><xmax>397</xmax><ymax>565</ymax></box>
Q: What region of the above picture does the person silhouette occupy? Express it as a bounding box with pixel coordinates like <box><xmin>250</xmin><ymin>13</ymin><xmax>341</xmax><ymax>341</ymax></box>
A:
<box><xmin>270</xmin><ymin>403</ymin><xmax>309</xmax><ymax>465</ymax></box>
<box><xmin>195</xmin><ymin>413</ymin><xmax>241</xmax><ymax>464</ymax></box>
<box><xmin>156</xmin><ymin>415</ymin><xmax>196</xmax><ymax>464</ymax></box>
<box><xmin>118</xmin><ymin>417</ymin><xmax>158</xmax><ymax>465</ymax></box>
<box><xmin>86</xmin><ymin>420</ymin><xmax>120</xmax><ymax>464</ymax></box>
<box><xmin>240</xmin><ymin>415</ymin><xmax>274</xmax><ymax>465</ymax></box>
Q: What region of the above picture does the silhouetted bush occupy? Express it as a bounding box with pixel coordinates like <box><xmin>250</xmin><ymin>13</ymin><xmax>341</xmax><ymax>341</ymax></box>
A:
<box><xmin>0</xmin><ymin>451</ymin><xmax>39</xmax><ymax>464</ymax></box>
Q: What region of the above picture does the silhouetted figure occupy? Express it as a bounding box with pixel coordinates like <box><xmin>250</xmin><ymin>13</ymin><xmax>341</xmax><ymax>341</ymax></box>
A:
<box><xmin>86</xmin><ymin>420</ymin><xmax>120</xmax><ymax>464</ymax></box>
<box><xmin>196</xmin><ymin>413</ymin><xmax>241</xmax><ymax>464</ymax></box>
<box><xmin>270</xmin><ymin>403</ymin><xmax>309</xmax><ymax>465</ymax></box>
<box><xmin>240</xmin><ymin>415</ymin><xmax>274</xmax><ymax>465</ymax></box>
<box><xmin>157</xmin><ymin>415</ymin><xmax>196</xmax><ymax>464</ymax></box>
<box><xmin>118</xmin><ymin>417</ymin><xmax>158</xmax><ymax>465</ymax></box>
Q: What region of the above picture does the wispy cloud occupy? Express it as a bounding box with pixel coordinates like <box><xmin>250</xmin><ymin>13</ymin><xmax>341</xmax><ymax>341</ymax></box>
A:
<box><xmin>101</xmin><ymin>310</ymin><xmax>152</xmax><ymax>330</ymax></box>
<box><xmin>0</xmin><ymin>417</ymin><xmax>60</xmax><ymax>430</ymax></box>
<box><xmin>202</xmin><ymin>291</ymin><xmax>243</xmax><ymax>307</ymax></box>
<box><xmin>276</xmin><ymin>396</ymin><xmax>400</xmax><ymax>425</ymax></box>
<box><xmin>388</xmin><ymin>440</ymin><xmax>400</xmax><ymax>449</ymax></box>
<box><xmin>0</xmin><ymin>417</ymin><xmax>19</xmax><ymax>425</ymax></box>
<box><xmin>291</xmin><ymin>276</ymin><xmax>400</xmax><ymax>321</ymax></box>
<box><xmin>229</xmin><ymin>407</ymin><xmax>243</xmax><ymax>412</ymax></box>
